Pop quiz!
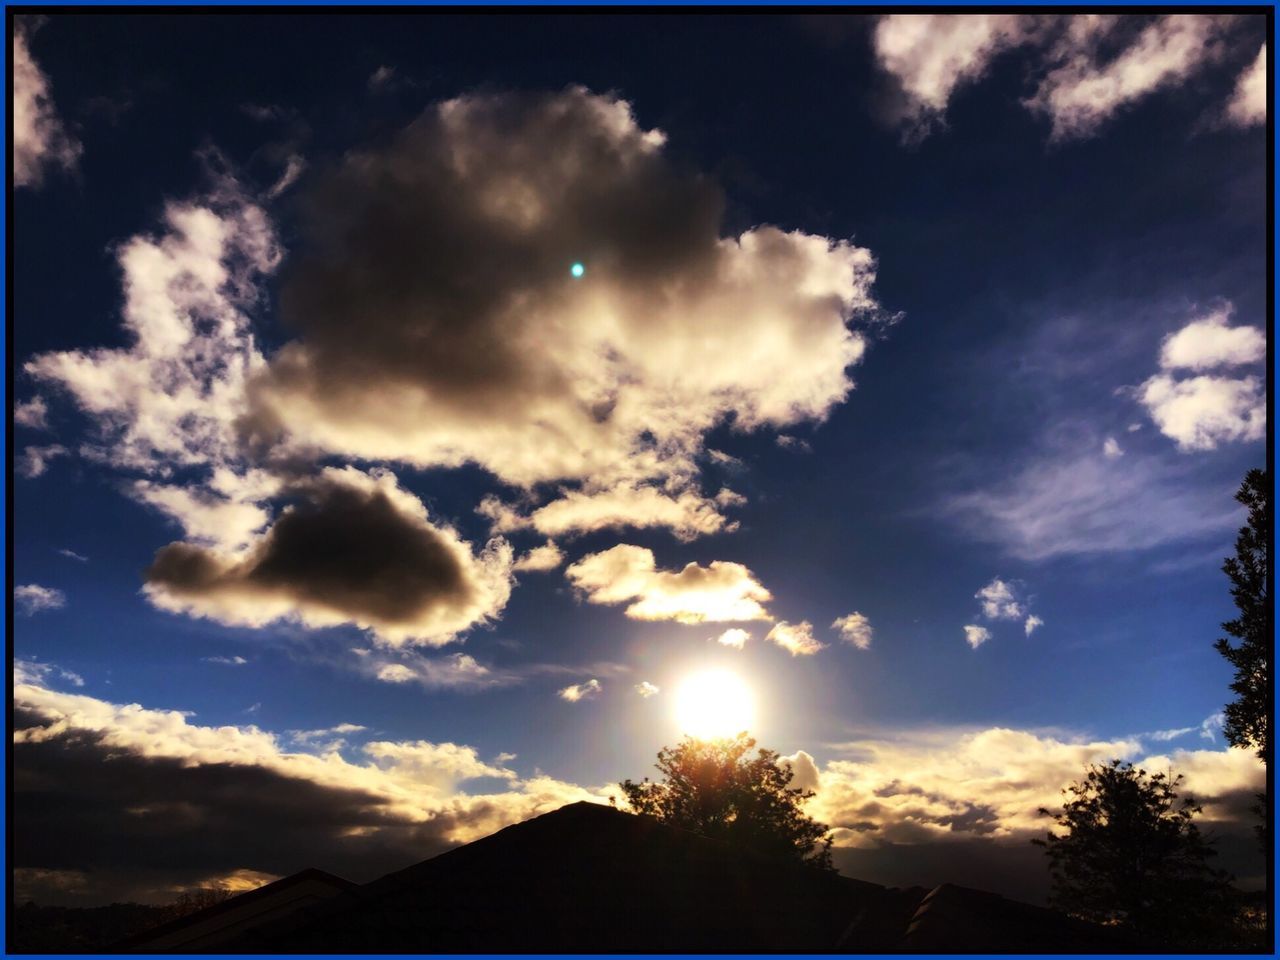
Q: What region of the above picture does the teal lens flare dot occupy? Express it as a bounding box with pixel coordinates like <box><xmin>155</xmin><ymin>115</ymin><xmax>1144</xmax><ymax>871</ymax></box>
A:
<box><xmin>570</xmin><ymin>262</ymin><xmax>585</xmax><ymax>278</ymax></box>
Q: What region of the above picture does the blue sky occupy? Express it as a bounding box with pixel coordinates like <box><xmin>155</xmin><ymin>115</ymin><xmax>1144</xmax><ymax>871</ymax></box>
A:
<box><xmin>11</xmin><ymin>12</ymin><xmax>1269</xmax><ymax>904</ymax></box>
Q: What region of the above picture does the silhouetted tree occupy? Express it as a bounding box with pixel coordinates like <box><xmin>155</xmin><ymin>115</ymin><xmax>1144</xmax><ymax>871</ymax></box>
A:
<box><xmin>1034</xmin><ymin>760</ymin><xmax>1233</xmax><ymax>946</ymax></box>
<box><xmin>1216</xmin><ymin>468</ymin><xmax>1271</xmax><ymax>766</ymax></box>
<box><xmin>620</xmin><ymin>732</ymin><xmax>834</xmax><ymax>870</ymax></box>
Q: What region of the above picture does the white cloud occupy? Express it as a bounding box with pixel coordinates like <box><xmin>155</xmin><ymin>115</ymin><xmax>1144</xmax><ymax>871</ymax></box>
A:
<box><xmin>512</xmin><ymin>540</ymin><xmax>565</xmax><ymax>573</ymax></box>
<box><xmin>558</xmin><ymin>679</ymin><xmax>602</xmax><ymax>702</ymax></box>
<box><xmin>484</xmin><ymin>485</ymin><xmax>740</xmax><ymax>541</ymax></box>
<box><xmin>831</xmin><ymin>612</ymin><xmax>873</xmax><ymax>650</ymax></box>
<box><xmin>265</xmin><ymin>154</ymin><xmax>306</xmax><ymax>200</ymax></box>
<box><xmin>1029</xmin><ymin>15</ymin><xmax>1229</xmax><ymax>141</ymax></box>
<box><xmin>766</xmin><ymin>620</ymin><xmax>825</xmax><ymax>657</ymax></box>
<box><xmin>975</xmin><ymin>578</ymin><xmax>1025</xmax><ymax>621</ymax></box>
<box><xmin>203</xmin><ymin>655</ymin><xmax>248</xmax><ymax>666</ymax></box>
<box><xmin>13</xmin><ymin>22</ymin><xmax>81</xmax><ymax>188</ymax></box>
<box><xmin>26</xmin><ymin>180</ymin><xmax>281</xmax><ymax>477</ymax></box>
<box><xmin>1137</xmin><ymin>307</ymin><xmax>1266</xmax><ymax>452</ymax></box>
<box><xmin>14</xmin><ymin>397</ymin><xmax>49</xmax><ymax>430</ymax></box>
<box><xmin>142</xmin><ymin>467</ymin><xmax>514</xmax><ymax>647</ymax></box>
<box><xmin>635</xmin><ymin>681</ymin><xmax>660</xmax><ymax>698</ymax></box>
<box><xmin>781</xmin><ymin>749</ymin><xmax>821</xmax><ymax>793</ymax></box>
<box><xmin>810</xmin><ymin>726</ymin><xmax>1262</xmax><ymax>848</ymax></box>
<box><xmin>1024</xmin><ymin>614</ymin><xmax>1044</xmax><ymax>636</ymax></box>
<box><xmin>15</xmin><ymin>584</ymin><xmax>66</xmax><ymax>616</ymax></box>
<box><xmin>288</xmin><ymin>723</ymin><xmax>367</xmax><ymax>753</ymax></box>
<box><xmin>1148</xmin><ymin>725</ymin><xmax>1196</xmax><ymax>742</ymax></box>
<box><xmin>1224</xmin><ymin>43</ymin><xmax>1266</xmax><ymax>127</ymax></box>
<box><xmin>964</xmin><ymin>625</ymin><xmax>991</xmax><ymax>649</ymax></box>
<box><xmin>132</xmin><ymin>477</ymin><xmax>275</xmax><ymax>552</ymax></box>
<box><xmin>565</xmin><ymin>544</ymin><xmax>772</xmax><ymax>624</ymax></box>
<box><xmin>19</xmin><ymin>444</ymin><xmax>68</xmax><ymax>478</ymax></box>
<box><xmin>368</xmin><ymin>65</ymin><xmax>396</xmax><ymax>90</ymax></box>
<box><xmin>15</xmin><ymin>658</ymin><xmax>83</xmax><ymax>687</ymax></box>
<box><xmin>874</xmin><ymin>14</ymin><xmax>1036</xmax><ymax>137</ymax></box>
<box><xmin>1200</xmin><ymin>711</ymin><xmax>1225</xmax><ymax>742</ymax></box>
<box><xmin>715</xmin><ymin>627</ymin><xmax>750</xmax><ymax>649</ymax></box>
<box><xmin>874</xmin><ymin>14</ymin><xmax>1239</xmax><ymax>142</ymax></box>
<box><xmin>57</xmin><ymin>548</ymin><xmax>89</xmax><ymax>563</ymax></box>
<box><xmin>1138</xmin><ymin>373</ymin><xmax>1265</xmax><ymax>451</ymax></box>
<box><xmin>1158</xmin><ymin>308</ymin><xmax>1266</xmax><ymax>371</ymax></box>
<box><xmin>362</xmin><ymin>651</ymin><xmax>508</xmax><ymax>690</ymax></box>
<box><xmin>1102</xmin><ymin>436</ymin><xmax>1123</xmax><ymax>458</ymax></box>
<box><xmin>244</xmin><ymin>87</ymin><xmax>884</xmax><ymax>539</ymax></box>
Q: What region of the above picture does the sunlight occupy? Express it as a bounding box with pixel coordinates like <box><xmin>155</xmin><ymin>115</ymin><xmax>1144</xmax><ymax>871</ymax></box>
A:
<box><xmin>673</xmin><ymin>669</ymin><xmax>755</xmax><ymax>740</ymax></box>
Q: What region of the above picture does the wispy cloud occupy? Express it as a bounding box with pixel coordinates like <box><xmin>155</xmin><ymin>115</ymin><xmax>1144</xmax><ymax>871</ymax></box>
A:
<box><xmin>15</xmin><ymin>584</ymin><xmax>66</xmax><ymax>616</ymax></box>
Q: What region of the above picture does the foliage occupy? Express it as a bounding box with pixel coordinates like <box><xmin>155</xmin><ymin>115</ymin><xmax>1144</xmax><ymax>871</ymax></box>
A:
<box><xmin>620</xmin><ymin>732</ymin><xmax>834</xmax><ymax>870</ymax></box>
<box><xmin>1033</xmin><ymin>760</ymin><xmax>1234</xmax><ymax>945</ymax></box>
<box><xmin>1214</xmin><ymin>467</ymin><xmax>1271</xmax><ymax>765</ymax></box>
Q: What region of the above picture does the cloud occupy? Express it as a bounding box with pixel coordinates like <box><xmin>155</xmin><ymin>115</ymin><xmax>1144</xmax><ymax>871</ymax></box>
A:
<box><xmin>1138</xmin><ymin>374</ymin><xmax>1265</xmax><ymax>451</ymax></box>
<box><xmin>1157</xmin><ymin>307</ymin><xmax>1266</xmax><ymax>371</ymax></box>
<box><xmin>132</xmin><ymin>477</ymin><xmax>275</xmax><ymax>552</ymax></box>
<box><xmin>19</xmin><ymin>444</ymin><xmax>68</xmax><ymax>478</ymax></box>
<box><xmin>58</xmin><ymin>548</ymin><xmax>88</xmax><ymax>563</ymax></box>
<box><xmin>15</xmin><ymin>658</ymin><xmax>83</xmax><ymax>687</ymax></box>
<box><xmin>565</xmin><ymin>544</ymin><xmax>772</xmax><ymax>624</ymax></box>
<box><xmin>1023</xmin><ymin>614</ymin><xmax>1044</xmax><ymax>636</ymax></box>
<box><xmin>12</xmin><ymin>674</ymin><xmax>608</xmax><ymax>904</ymax></box>
<box><xmin>512</xmin><ymin>540</ymin><xmax>565</xmax><ymax>573</ymax></box>
<box><xmin>635</xmin><ymin>681</ymin><xmax>660</xmax><ymax>698</ymax></box>
<box><xmin>1102</xmin><ymin>436</ymin><xmax>1123</xmax><ymax>458</ymax></box>
<box><xmin>1200</xmin><ymin>711</ymin><xmax>1225</xmax><ymax>742</ymax></box>
<box><xmin>242</xmin><ymin>86</ymin><xmax>884</xmax><ymax>538</ymax></box>
<box><xmin>13</xmin><ymin>21</ymin><xmax>81</xmax><ymax>188</ymax></box>
<box><xmin>873</xmin><ymin>14</ymin><xmax>1242</xmax><ymax>142</ymax></box>
<box><xmin>809</xmin><ymin>726</ymin><xmax>1263</xmax><ymax>852</ymax></box>
<box><xmin>367</xmin><ymin>65</ymin><xmax>397</xmax><ymax>90</ymax></box>
<box><xmin>946</xmin><ymin>444</ymin><xmax>1241</xmax><ymax>560</ymax></box>
<box><xmin>265</xmin><ymin>154</ymin><xmax>306</xmax><ymax>200</ymax></box>
<box><xmin>1224</xmin><ymin>43</ymin><xmax>1266</xmax><ymax>127</ymax></box>
<box><xmin>781</xmin><ymin>750</ymin><xmax>821</xmax><ymax>793</ymax></box>
<box><xmin>963</xmin><ymin>625</ymin><xmax>991</xmax><ymax>649</ymax></box>
<box><xmin>775</xmin><ymin>434</ymin><xmax>813</xmax><ymax>453</ymax></box>
<box><xmin>26</xmin><ymin>173</ymin><xmax>281</xmax><ymax>477</ymax></box>
<box><xmin>358</xmin><ymin>649</ymin><xmax>510</xmax><ymax>691</ymax></box>
<box><xmin>15</xmin><ymin>584</ymin><xmax>66</xmax><ymax>616</ymax></box>
<box><xmin>143</xmin><ymin>467</ymin><xmax>514</xmax><ymax>647</ymax></box>
<box><xmin>558</xmin><ymin>679</ymin><xmax>602</xmax><ymax>702</ymax></box>
<box><xmin>1134</xmin><ymin>307</ymin><xmax>1266</xmax><ymax>452</ymax></box>
<box><xmin>480</xmin><ymin>485</ymin><xmax>742</xmax><ymax>542</ymax></box>
<box><xmin>974</xmin><ymin>578</ymin><xmax>1025</xmax><ymax>621</ymax></box>
<box><xmin>874</xmin><ymin>14</ymin><xmax>1037</xmax><ymax>137</ymax></box>
<box><xmin>766</xmin><ymin>620</ymin><xmax>824</xmax><ymax>657</ymax></box>
<box><xmin>1028</xmin><ymin>15</ymin><xmax>1230</xmax><ymax>141</ymax></box>
<box><xmin>715</xmin><ymin>627</ymin><xmax>750</xmax><ymax>649</ymax></box>
<box><xmin>831</xmin><ymin>612</ymin><xmax>873</xmax><ymax>650</ymax></box>
<box><xmin>203</xmin><ymin>655</ymin><xmax>248</xmax><ymax>666</ymax></box>
<box><xmin>14</xmin><ymin>397</ymin><xmax>49</xmax><ymax>430</ymax></box>
<box><xmin>288</xmin><ymin>723</ymin><xmax>367</xmax><ymax>752</ymax></box>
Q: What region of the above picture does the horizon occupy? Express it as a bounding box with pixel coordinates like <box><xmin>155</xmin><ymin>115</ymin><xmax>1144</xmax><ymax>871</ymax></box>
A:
<box><xmin>10</xmin><ymin>10</ymin><xmax>1269</xmax><ymax>912</ymax></box>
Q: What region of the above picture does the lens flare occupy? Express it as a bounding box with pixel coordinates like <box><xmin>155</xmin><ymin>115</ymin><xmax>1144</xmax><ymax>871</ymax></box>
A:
<box><xmin>570</xmin><ymin>262</ymin><xmax>585</xmax><ymax>278</ymax></box>
<box><xmin>673</xmin><ymin>669</ymin><xmax>755</xmax><ymax>739</ymax></box>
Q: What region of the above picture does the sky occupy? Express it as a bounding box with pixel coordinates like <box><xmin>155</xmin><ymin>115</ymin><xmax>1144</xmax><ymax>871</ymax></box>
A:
<box><xmin>10</xmin><ymin>12</ymin><xmax>1271</xmax><ymax>906</ymax></box>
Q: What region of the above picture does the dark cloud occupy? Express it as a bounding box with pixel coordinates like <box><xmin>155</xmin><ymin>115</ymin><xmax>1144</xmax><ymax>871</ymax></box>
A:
<box><xmin>12</xmin><ymin>713</ymin><xmax>457</xmax><ymax>905</ymax></box>
<box><xmin>242</xmin><ymin>85</ymin><xmax>880</xmax><ymax>536</ymax></box>
<box><xmin>143</xmin><ymin>468</ymin><xmax>512</xmax><ymax>645</ymax></box>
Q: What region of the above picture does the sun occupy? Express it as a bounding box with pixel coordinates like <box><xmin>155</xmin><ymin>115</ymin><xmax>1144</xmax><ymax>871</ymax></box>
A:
<box><xmin>673</xmin><ymin>669</ymin><xmax>755</xmax><ymax>740</ymax></box>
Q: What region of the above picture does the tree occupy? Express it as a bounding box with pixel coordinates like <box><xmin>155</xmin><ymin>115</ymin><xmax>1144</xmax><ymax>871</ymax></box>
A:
<box><xmin>620</xmin><ymin>733</ymin><xmax>834</xmax><ymax>870</ymax></box>
<box><xmin>1033</xmin><ymin>760</ymin><xmax>1233</xmax><ymax>945</ymax></box>
<box><xmin>1215</xmin><ymin>468</ymin><xmax>1271</xmax><ymax>766</ymax></box>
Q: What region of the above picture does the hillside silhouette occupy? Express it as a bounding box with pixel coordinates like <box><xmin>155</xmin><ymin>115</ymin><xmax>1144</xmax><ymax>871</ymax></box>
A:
<box><xmin>117</xmin><ymin>801</ymin><xmax>1134</xmax><ymax>952</ymax></box>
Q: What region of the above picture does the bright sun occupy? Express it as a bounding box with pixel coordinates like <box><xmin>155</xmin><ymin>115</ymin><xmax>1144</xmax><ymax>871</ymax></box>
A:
<box><xmin>673</xmin><ymin>669</ymin><xmax>755</xmax><ymax>740</ymax></box>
